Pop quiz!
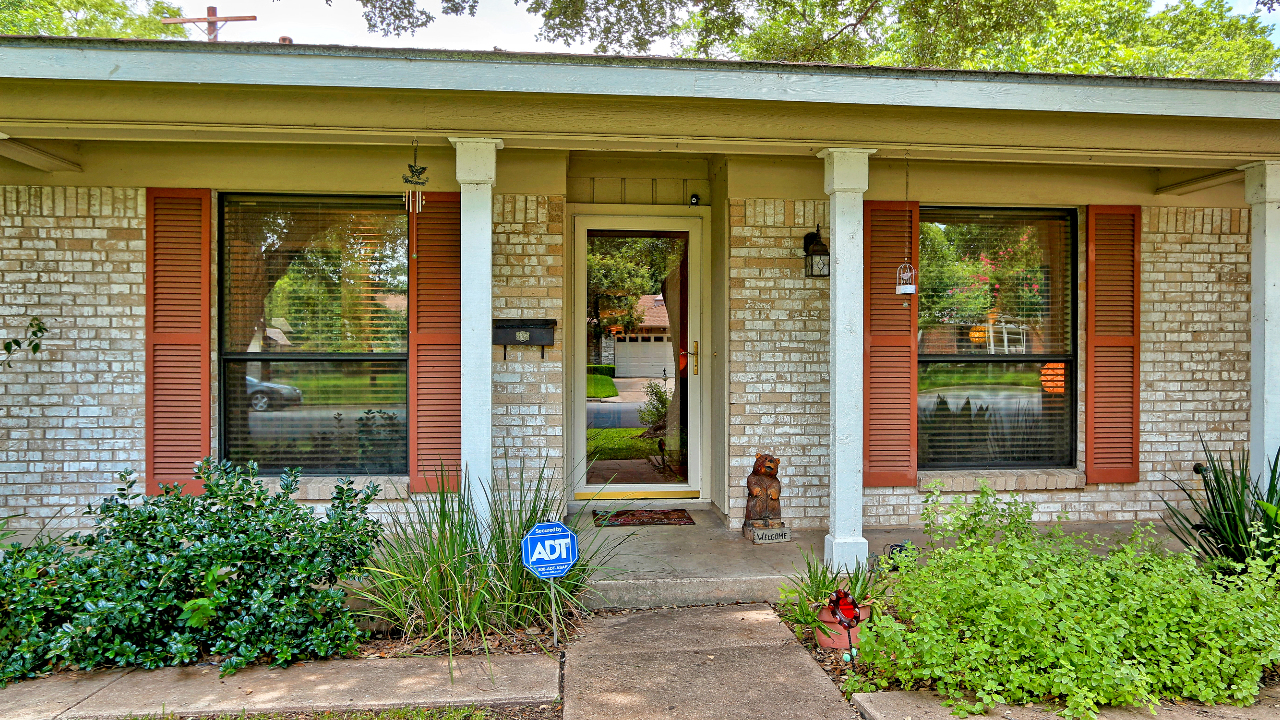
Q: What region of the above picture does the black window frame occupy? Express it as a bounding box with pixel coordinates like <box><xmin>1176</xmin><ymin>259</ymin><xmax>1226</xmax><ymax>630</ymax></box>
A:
<box><xmin>916</xmin><ymin>206</ymin><xmax>1079</xmax><ymax>471</ymax></box>
<box><xmin>216</xmin><ymin>192</ymin><xmax>411</xmax><ymax>476</ymax></box>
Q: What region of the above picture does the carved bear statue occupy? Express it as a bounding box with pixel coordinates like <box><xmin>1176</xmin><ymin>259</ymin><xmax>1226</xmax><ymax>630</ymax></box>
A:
<box><xmin>746</xmin><ymin>453</ymin><xmax>782</xmax><ymax>523</ymax></box>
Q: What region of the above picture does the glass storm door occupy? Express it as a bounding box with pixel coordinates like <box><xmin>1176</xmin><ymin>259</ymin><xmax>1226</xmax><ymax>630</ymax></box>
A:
<box><xmin>574</xmin><ymin>225</ymin><xmax>702</xmax><ymax>500</ymax></box>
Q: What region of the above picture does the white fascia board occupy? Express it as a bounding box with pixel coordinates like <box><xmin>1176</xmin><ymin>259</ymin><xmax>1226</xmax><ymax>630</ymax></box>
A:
<box><xmin>2</xmin><ymin>41</ymin><xmax>1279</xmax><ymax>120</ymax></box>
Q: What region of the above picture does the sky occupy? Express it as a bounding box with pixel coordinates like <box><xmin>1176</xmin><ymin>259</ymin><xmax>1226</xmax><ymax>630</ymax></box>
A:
<box><xmin>172</xmin><ymin>0</ymin><xmax>1277</xmax><ymax>51</ymax></box>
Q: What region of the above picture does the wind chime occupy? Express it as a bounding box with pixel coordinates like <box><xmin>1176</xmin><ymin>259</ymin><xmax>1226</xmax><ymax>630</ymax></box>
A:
<box><xmin>403</xmin><ymin>138</ymin><xmax>428</xmax><ymax>213</ymax></box>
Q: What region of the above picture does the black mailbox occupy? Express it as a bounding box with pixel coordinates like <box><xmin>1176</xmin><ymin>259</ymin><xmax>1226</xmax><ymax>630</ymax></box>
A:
<box><xmin>493</xmin><ymin>319</ymin><xmax>556</xmax><ymax>346</ymax></box>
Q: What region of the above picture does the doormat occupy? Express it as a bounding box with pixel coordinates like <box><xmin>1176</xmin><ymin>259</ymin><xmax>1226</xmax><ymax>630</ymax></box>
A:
<box><xmin>592</xmin><ymin>509</ymin><xmax>696</xmax><ymax>527</ymax></box>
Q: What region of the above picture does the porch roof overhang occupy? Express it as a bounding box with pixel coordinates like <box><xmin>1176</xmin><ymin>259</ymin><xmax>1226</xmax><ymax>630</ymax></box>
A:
<box><xmin>1</xmin><ymin>35</ymin><xmax>1278</xmax><ymax>121</ymax></box>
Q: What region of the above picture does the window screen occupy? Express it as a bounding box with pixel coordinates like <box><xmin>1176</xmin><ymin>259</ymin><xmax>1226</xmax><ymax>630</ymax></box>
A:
<box><xmin>916</xmin><ymin>208</ymin><xmax>1076</xmax><ymax>469</ymax></box>
<box><xmin>220</xmin><ymin>195</ymin><xmax>409</xmax><ymax>475</ymax></box>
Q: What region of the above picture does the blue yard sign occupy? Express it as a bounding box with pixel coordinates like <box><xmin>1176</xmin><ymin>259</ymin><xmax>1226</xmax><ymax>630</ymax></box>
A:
<box><xmin>521</xmin><ymin>521</ymin><xmax>579</xmax><ymax>580</ymax></box>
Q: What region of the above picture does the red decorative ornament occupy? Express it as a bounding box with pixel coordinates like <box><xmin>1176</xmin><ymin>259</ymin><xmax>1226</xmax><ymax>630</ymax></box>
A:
<box><xmin>827</xmin><ymin>589</ymin><xmax>860</xmax><ymax>630</ymax></box>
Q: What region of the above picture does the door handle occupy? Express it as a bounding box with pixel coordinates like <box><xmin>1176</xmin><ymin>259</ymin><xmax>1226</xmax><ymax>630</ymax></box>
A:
<box><xmin>681</xmin><ymin>341</ymin><xmax>699</xmax><ymax>376</ymax></box>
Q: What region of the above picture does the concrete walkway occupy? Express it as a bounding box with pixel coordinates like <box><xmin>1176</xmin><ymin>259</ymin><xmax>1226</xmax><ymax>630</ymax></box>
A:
<box><xmin>562</xmin><ymin>603</ymin><xmax>855</xmax><ymax>720</ymax></box>
<box><xmin>582</xmin><ymin>508</ymin><xmax>932</xmax><ymax>608</ymax></box>
<box><xmin>0</xmin><ymin>654</ymin><xmax>559</xmax><ymax>720</ymax></box>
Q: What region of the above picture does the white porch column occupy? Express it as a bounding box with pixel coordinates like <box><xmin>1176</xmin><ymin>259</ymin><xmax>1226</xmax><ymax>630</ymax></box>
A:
<box><xmin>818</xmin><ymin>147</ymin><xmax>875</xmax><ymax>570</ymax></box>
<box><xmin>1246</xmin><ymin>160</ymin><xmax>1280</xmax><ymax>473</ymax></box>
<box><xmin>450</xmin><ymin>137</ymin><xmax>504</xmax><ymax>514</ymax></box>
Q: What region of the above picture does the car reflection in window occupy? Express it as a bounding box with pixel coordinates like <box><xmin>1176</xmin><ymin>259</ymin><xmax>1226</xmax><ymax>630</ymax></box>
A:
<box><xmin>246</xmin><ymin>376</ymin><xmax>303</xmax><ymax>412</ymax></box>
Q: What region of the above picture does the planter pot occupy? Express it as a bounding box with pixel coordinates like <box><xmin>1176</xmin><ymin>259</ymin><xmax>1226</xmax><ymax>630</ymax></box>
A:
<box><xmin>814</xmin><ymin>603</ymin><xmax>872</xmax><ymax>650</ymax></box>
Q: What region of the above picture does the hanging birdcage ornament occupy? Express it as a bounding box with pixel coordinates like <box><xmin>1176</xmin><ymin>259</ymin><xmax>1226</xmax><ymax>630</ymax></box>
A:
<box><xmin>895</xmin><ymin>262</ymin><xmax>917</xmax><ymax>295</ymax></box>
<box><xmin>895</xmin><ymin>224</ymin><xmax>916</xmax><ymax>294</ymax></box>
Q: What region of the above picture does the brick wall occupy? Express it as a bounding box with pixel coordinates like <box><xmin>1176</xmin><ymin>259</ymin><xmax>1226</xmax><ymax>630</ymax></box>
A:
<box><xmin>728</xmin><ymin>199</ymin><xmax>832</xmax><ymax>529</ymax></box>
<box><xmin>491</xmin><ymin>194</ymin><xmax>566</xmax><ymax>488</ymax></box>
<box><xmin>0</xmin><ymin>186</ymin><xmax>146</xmax><ymax>532</ymax></box>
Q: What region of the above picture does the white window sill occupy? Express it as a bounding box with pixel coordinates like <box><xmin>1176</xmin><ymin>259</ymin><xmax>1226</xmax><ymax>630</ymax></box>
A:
<box><xmin>916</xmin><ymin>469</ymin><xmax>1086</xmax><ymax>492</ymax></box>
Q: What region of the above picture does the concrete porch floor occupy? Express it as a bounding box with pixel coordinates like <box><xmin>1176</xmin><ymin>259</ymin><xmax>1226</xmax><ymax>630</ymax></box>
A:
<box><xmin>578</xmin><ymin>507</ymin><xmax>1180</xmax><ymax>609</ymax></box>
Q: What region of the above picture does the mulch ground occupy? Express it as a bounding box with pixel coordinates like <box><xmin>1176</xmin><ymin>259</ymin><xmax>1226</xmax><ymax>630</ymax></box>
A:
<box><xmin>358</xmin><ymin>613</ymin><xmax>588</xmax><ymax>658</ymax></box>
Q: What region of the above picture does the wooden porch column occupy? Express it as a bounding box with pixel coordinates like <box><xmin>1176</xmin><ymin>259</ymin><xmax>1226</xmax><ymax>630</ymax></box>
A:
<box><xmin>1246</xmin><ymin>160</ymin><xmax>1280</xmax><ymax>473</ymax></box>
<box><xmin>819</xmin><ymin>147</ymin><xmax>875</xmax><ymax>569</ymax></box>
<box><xmin>450</xmin><ymin>137</ymin><xmax>503</xmax><ymax>515</ymax></box>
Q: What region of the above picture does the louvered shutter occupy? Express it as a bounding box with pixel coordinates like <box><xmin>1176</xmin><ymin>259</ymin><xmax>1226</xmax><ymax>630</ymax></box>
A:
<box><xmin>407</xmin><ymin>193</ymin><xmax>463</xmax><ymax>492</ymax></box>
<box><xmin>1086</xmin><ymin>206</ymin><xmax>1141</xmax><ymax>483</ymax></box>
<box><xmin>146</xmin><ymin>188</ymin><xmax>211</xmax><ymax>494</ymax></box>
<box><xmin>863</xmin><ymin>201</ymin><xmax>919</xmax><ymax>486</ymax></box>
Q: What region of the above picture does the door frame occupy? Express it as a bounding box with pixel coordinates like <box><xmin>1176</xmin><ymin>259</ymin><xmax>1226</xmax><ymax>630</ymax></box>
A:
<box><xmin>567</xmin><ymin>205</ymin><xmax>713</xmax><ymax>501</ymax></box>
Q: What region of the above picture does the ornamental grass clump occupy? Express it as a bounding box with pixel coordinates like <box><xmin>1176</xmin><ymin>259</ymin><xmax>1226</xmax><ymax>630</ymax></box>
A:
<box><xmin>352</xmin><ymin>464</ymin><xmax>631</xmax><ymax>653</ymax></box>
<box><xmin>0</xmin><ymin>459</ymin><xmax>381</xmax><ymax>684</ymax></box>
<box><xmin>851</xmin><ymin>483</ymin><xmax>1280</xmax><ymax>720</ymax></box>
<box><xmin>1162</xmin><ymin>439</ymin><xmax>1280</xmax><ymax>570</ymax></box>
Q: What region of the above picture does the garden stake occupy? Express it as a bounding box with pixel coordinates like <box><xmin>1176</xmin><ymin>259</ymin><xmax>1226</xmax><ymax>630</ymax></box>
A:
<box><xmin>550</xmin><ymin>576</ymin><xmax>560</xmax><ymax>647</ymax></box>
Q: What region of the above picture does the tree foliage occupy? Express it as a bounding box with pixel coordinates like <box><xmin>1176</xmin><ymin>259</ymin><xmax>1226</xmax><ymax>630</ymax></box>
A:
<box><xmin>586</xmin><ymin>252</ymin><xmax>651</xmax><ymax>339</ymax></box>
<box><xmin>316</xmin><ymin>0</ymin><xmax>1278</xmax><ymax>79</ymax></box>
<box><xmin>0</xmin><ymin>0</ymin><xmax>188</xmax><ymax>38</ymax></box>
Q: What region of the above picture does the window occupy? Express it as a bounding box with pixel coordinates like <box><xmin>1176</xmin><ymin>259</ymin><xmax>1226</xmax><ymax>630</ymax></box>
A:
<box><xmin>220</xmin><ymin>195</ymin><xmax>409</xmax><ymax>475</ymax></box>
<box><xmin>916</xmin><ymin>208</ymin><xmax>1076</xmax><ymax>468</ymax></box>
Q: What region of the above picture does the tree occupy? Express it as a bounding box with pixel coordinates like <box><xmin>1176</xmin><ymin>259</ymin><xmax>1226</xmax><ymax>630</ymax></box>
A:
<box><xmin>328</xmin><ymin>0</ymin><xmax>1277</xmax><ymax>79</ymax></box>
<box><xmin>586</xmin><ymin>252</ymin><xmax>651</xmax><ymax>341</ymax></box>
<box><xmin>0</xmin><ymin>0</ymin><xmax>188</xmax><ymax>38</ymax></box>
<box><xmin>956</xmin><ymin>0</ymin><xmax>1280</xmax><ymax>78</ymax></box>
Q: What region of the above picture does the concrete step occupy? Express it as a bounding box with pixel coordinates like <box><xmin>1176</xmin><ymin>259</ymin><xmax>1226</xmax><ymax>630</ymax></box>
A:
<box><xmin>584</xmin><ymin>574</ymin><xmax>787</xmax><ymax>609</ymax></box>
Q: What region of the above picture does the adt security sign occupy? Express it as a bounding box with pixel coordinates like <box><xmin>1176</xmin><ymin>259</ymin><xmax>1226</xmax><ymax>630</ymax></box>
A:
<box><xmin>521</xmin><ymin>521</ymin><xmax>579</xmax><ymax>579</ymax></box>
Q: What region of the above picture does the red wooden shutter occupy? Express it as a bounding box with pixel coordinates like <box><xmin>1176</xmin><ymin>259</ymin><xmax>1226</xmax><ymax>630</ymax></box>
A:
<box><xmin>407</xmin><ymin>193</ymin><xmax>463</xmax><ymax>492</ymax></box>
<box><xmin>864</xmin><ymin>201</ymin><xmax>919</xmax><ymax>486</ymax></box>
<box><xmin>1086</xmin><ymin>206</ymin><xmax>1141</xmax><ymax>483</ymax></box>
<box><xmin>146</xmin><ymin>188</ymin><xmax>211</xmax><ymax>494</ymax></box>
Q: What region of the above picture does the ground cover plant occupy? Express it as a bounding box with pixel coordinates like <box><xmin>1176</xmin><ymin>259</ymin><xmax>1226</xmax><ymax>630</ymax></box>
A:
<box><xmin>353</xmin><ymin>465</ymin><xmax>631</xmax><ymax>654</ymax></box>
<box><xmin>0</xmin><ymin>460</ymin><xmax>381</xmax><ymax>684</ymax></box>
<box><xmin>849</xmin><ymin>483</ymin><xmax>1280</xmax><ymax>720</ymax></box>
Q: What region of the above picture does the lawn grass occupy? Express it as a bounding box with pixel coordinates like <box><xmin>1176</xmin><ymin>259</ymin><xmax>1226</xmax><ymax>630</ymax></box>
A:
<box><xmin>270</xmin><ymin>371</ymin><xmax>408</xmax><ymax>406</ymax></box>
<box><xmin>585</xmin><ymin>373</ymin><xmax>619</xmax><ymax>398</ymax></box>
<box><xmin>917</xmin><ymin>368</ymin><xmax>1043</xmax><ymax>393</ymax></box>
<box><xmin>587</xmin><ymin>427</ymin><xmax>658</xmax><ymax>461</ymax></box>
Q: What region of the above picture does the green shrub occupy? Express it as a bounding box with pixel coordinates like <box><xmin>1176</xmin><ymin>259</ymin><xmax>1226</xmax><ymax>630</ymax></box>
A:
<box><xmin>1162</xmin><ymin>439</ymin><xmax>1280</xmax><ymax>568</ymax></box>
<box><xmin>353</xmin><ymin>465</ymin><xmax>631</xmax><ymax>652</ymax></box>
<box><xmin>851</xmin><ymin>485</ymin><xmax>1280</xmax><ymax>720</ymax></box>
<box><xmin>586</xmin><ymin>364</ymin><xmax>616</xmax><ymax>378</ymax></box>
<box><xmin>0</xmin><ymin>459</ymin><xmax>381</xmax><ymax>683</ymax></box>
<box><xmin>636</xmin><ymin>380</ymin><xmax>669</xmax><ymax>430</ymax></box>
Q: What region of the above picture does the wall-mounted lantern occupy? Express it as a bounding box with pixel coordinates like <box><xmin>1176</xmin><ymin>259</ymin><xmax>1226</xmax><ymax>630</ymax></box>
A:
<box><xmin>803</xmin><ymin>225</ymin><xmax>830</xmax><ymax>278</ymax></box>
